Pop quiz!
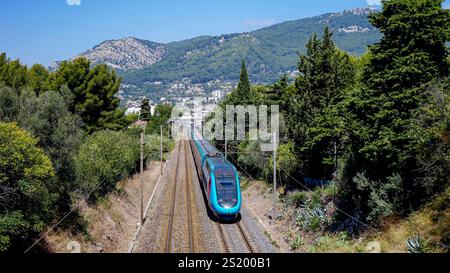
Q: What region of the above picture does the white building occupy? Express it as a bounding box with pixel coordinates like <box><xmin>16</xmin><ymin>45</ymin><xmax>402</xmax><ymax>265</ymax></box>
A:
<box><xmin>212</xmin><ymin>90</ymin><xmax>224</xmax><ymax>101</ymax></box>
<box><xmin>126</xmin><ymin>107</ymin><xmax>141</xmax><ymax>115</ymax></box>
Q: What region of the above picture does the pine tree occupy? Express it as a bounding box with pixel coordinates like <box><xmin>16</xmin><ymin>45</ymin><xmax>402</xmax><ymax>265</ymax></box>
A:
<box><xmin>353</xmin><ymin>0</ymin><xmax>450</xmax><ymax>182</ymax></box>
<box><xmin>264</xmin><ymin>74</ymin><xmax>288</xmax><ymax>107</ymax></box>
<box><xmin>234</xmin><ymin>61</ymin><xmax>251</xmax><ymax>103</ymax></box>
<box><xmin>140</xmin><ymin>99</ymin><xmax>151</xmax><ymax>121</ymax></box>
<box><xmin>28</xmin><ymin>64</ymin><xmax>49</xmax><ymax>95</ymax></box>
<box><xmin>51</xmin><ymin>58</ymin><xmax>126</xmax><ymax>133</ymax></box>
<box><xmin>342</xmin><ymin>0</ymin><xmax>450</xmax><ymax>219</ymax></box>
<box><xmin>287</xmin><ymin>27</ymin><xmax>356</xmax><ymax>180</ymax></box>
<box><xmin>0</xmin><ymin>54</ymin><xmax>28</xmax><ymax>90</ymax></box>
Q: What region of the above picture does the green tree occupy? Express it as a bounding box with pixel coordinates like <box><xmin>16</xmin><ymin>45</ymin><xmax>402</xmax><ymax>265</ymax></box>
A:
<box><xmin>262</xmin><ymin>75</ymin><xmax>289</xmax><ymax>108</ymax></box>
<box><xmin>28</xmin><ymin>64</ymin><xmax>49</xmax><ymax>95</ymax></box>
<box><xmin>287</xmin><ymin>27</ymin><xmax>356</xmax><ymax>180</ymax></box>
<box><xmin>17</xmin><ymin>90</ymin><xmax>84</xmax><ymax>208</ymax></box>
<box><xmin>0</xmin><ymin>53</ymin><xmax>28</xmax><ymax>90</ymax></box>
<box><xmin>51</xmin><ymin>58</ymin><xmax>126</xmax><ymax>133</ymax></box>
<box><xmin>341</xmin><ymin>0</ymin><xmax>450</xmax><ymax>220</ymax></box>
<box><xmin>74</xmin><ymin>130</ymin><xmax>139</xmax><ymax>200</ymax></box>
<box><xmin>146</xmin><ymin>104</ymin><xmax>173</xmax><ymax>135</ymax></box>
<box><xmin>265</xmin><ymin>141</ymin><xmax>299</xmax><ymax>186</ymax></box>
<box><xmin>409</xmin><ymin>78</ymin><xmax>450</xmax><ymax>197</ymax></box>
<box><xmin>237</xmin><ymin>132</ymin><xmax>270</xmax><ymax>178</ymax></box>
<box><xmin>0</xmin><ymin>123</ymin><xmax>57</xmax><ymax>252</ymax></box>
<box><xmin>0</xmin><ymin>86</ymin><xmax>19</xmax><ymax>122</ymax></box>
<box><xmin>229</xmin><ymin>61</ymin><xmax>252</xmax><ymax>104</ymax></box>
<box><xmin>140</xmin><ymin>99</ymin><xmax>151</xmax><ymax>122</ymax></box>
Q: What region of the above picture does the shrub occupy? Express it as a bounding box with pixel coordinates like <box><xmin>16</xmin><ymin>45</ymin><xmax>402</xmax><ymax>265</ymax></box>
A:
<box><xmin>353</xmin><ymin>172</ymin><xmax>405</xmax><ymax>221</ymax></box>
<box><xmin>313</xmin><ymin>183</ymin><xmax>338</xmax><ymax>203</ymax></box>
<box><xmin>0</xmin><ymin>122</ymin><xmax>57</xmax><ymax>252</ymax></box>
<box><xmin>74</xmin><ymin>130</ymin><xmax>139</xmax><ymax>200</ymax></box>
<box><xmin>291</xmin><ymin>235</ymin><xmax>303</xmax><ymax>251</ymax></box>
<box><xmin>307</xmin><ymin>232</ymin><xmax>361</xmax><ymax>253</ymax></box>
<box><xmin>286</xmin><ymin>191</ymin><xmax>308</xmax><ymax>207</ymax></box>
<box><xmin>292</xmin><ymin>185</ymin><xmax>337</xmax><ymax>232</ymax></box>
<box><xmin>237</xmin><ymin>137</ymin><xmax>269</xmax><ymax>179</ymax></box>
<box><xmin>264</xmin><ymin>141</ymin><xmax>299</xmax><ymax>186</ymax></box>
<box><xmin>144</xmin><ymin>134</ymin><xmax>175</xmax><ymax>162</ymax></box>
<box><xmin>0</xmin><ymin>86</ymin><xmax>19</xmax><ymax>122</ymax></box>
<box><xmin>17</xmin><ymin>90</ymin><xmax>84</xmax><ymax>208</ymax></box>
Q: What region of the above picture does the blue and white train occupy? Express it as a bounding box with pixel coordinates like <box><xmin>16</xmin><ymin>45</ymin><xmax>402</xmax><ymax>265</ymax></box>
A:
<box><xmin>189</xmin><ymin>129</ymin><xmax>242</xmax><ymax>220</ymax></box>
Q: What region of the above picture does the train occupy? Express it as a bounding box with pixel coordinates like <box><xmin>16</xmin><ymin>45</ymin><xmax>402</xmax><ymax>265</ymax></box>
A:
<box><xmin>189</xmin><ymin>128</ymin><xmax>242</xmax><ymax>220</ymax></box>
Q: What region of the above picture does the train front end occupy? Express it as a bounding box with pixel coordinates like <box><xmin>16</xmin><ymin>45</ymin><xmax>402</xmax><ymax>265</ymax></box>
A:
<box><xmin>209</xmin><ymin>162</ymin><xmax>242</xmax><ymax>220</ymax></box>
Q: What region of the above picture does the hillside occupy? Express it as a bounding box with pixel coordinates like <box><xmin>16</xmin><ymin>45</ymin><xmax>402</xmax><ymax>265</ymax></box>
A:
<box><xmin>79</xmin><ymin>37</ymin><xmax>166</xmax><ymax>70</ymax></box>
<box><xmin>121</xmin><ymin>8</ymin><xmax>381</xmax><ymax>85</ymax></box>
<box><xmin>53</xmin><ymin>7</ymin><xmax>382</xmax><ymax>101</ymax></box>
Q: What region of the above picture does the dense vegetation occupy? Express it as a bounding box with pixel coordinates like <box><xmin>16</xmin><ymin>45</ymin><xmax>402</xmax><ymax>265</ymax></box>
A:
<box><xmin>0</xmin><ymin>56</ymin><xmax>172</xmax><ymax>252</ymax></box>
<box><xmin>139</xmin><ymin>102</ymin><xmax>174</xmax><ymax>136</ymax></box>
<box><xmin>0</xmin><ymin>123</ymin><xmax>56</xmax><ymax>252</ymax></box>
<box><xmin>221</xmin><ymin>0</ymin><xmax>449</xmax><ymax>249</ymax></box>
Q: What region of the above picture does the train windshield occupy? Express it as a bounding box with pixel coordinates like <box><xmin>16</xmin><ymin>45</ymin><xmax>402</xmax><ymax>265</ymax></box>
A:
<box><xmin>214</xmin><ymin>167</ymin><xmax>238</xmax><ymax>208</ymax></box>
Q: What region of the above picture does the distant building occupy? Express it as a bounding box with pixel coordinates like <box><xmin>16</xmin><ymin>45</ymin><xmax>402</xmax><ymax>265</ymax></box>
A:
<box><xmin>212</xmin><ymin>90</ymin><xmax>224</xmax><ymax>101</ymax></box>
<box><xmin>126</xmin><ymin>107</ymin><xmax>141</xmax><ymax>115</ymax></box>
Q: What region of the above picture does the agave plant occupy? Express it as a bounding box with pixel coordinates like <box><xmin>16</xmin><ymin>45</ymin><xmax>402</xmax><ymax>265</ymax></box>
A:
<box><xmin>407</xmin><ymin>235</ymin><xmax>427</xmax><ymax>253</ymax></box>
<box><xmin>291</xmin><ymin>235</ymin><xmax>303</xmax><ymax>251</ymax></box>
<box><xmin>296</xmin><ymin>203</ymin><xmax>329</xmax><ymax>231</ymax></box>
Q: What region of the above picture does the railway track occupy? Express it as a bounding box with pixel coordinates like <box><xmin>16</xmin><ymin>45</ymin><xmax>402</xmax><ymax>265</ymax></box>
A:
<box><xmin>164</xmin><ymin>140</ymin><xmax>258</xmax><ymax>253</ymax></box>
<box><xmin>217</xmin><ymin>222</ymin><xmax>231</xmax><ymax>253</ymax></box>
<box><xmin>216</xmin><ymin>221</ymin><xmax>259</xmax><ymax>253</ymax></box>
<box><xmin>164</xmin><ymin>142</ymin><xmax>181</xmax><ymax>253</ymax></box>
<box><xmin>236</xmin><ymin>221</ymin><xmax>259</xmax><ymax>253</ymax></box>
<box><xmin>184</xmin><ymin>140</ymin><xmax>195</xmax><ymax>253</ymax></box>
<box><xmin>164</xmin><ymin>140</ymin><xmax>196</xmax><ymax>253</ymax></box>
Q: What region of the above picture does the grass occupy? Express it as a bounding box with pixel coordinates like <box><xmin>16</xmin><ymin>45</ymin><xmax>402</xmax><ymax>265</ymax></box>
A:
<box><xmin>240</xmin><ymin>177</ymin><xmax>252</xmax><ymax>191</ymax></box>
<box><xmin>286</xmin><ymin>191</ymin><xmax>308</xmax><ymax>207</ymax></box>
<box><xmin>264</xmin><ymin>230</ymin><xmax>280</xmax><ymax>249</ymax></box>
<box><xmin>285</xmin><ymin>183</ymin><xmax>338</xmax><ymax>207</ymax></box>
<box><xmin>371</xmin><ymin>187</ymin><xmax>449</xmax><ymax>253</ymax></box>
<box><xmin>97</xmin><ymin>196</ymin><xmax>112</xmax><ymax>210</ymax></box>
<box><xmin>306</xmin><ymin>233</ymin><xmax>366</xmax><ymax>253</ymax></box>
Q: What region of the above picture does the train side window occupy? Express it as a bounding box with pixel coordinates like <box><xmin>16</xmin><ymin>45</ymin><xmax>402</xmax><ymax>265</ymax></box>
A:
<box><xmin>203</xmin><ymin>161</ymin><xmax>211</xmax><ymax>182</ymax></box>
<box><xmin>203</xmin><ymin>161</ymin><xmax>211</xmax><ymax>180</ymax></box>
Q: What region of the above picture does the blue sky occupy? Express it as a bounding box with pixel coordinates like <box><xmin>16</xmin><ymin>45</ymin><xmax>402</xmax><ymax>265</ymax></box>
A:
<box><xmin>0</xmin><ymin>0</ymin><xmax>448</xmax><ymax>66</ymax></box>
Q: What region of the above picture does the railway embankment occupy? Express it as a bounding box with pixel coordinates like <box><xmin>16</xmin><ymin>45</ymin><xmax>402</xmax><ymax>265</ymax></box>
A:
<box><xmin>45</xmin><ymin>161</ymin><xmax>164</xmax><ymax>253</ymax></box>
<box><xmin>242</xmin><ymin>180</ymin><xmax>450</xmax><ymax>253</ymax></box>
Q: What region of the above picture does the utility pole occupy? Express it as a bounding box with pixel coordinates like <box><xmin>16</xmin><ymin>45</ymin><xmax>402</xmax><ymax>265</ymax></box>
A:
<box><xmin>160</xmin><ymin>125</ymin><xmax>163</xmax><ymax>175</ymax></box>
<box><xmin>333</xmin><ymin>140</ymin><xmax>337</xmax><ymax>181</ymax></box>
<box><xmin>272</xmin><ymin>131</ymin><xmax>277</xmax><ymax>221</ymax></box>
<box><xmin>140</xmin><ymin>132</ymin><xmax>144</xmax><ymax>225</ymax></box>
<box><xmin>224</xmin><ymin>130</ymin><xmax>228</xmax><ymax>158</ymax></box>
